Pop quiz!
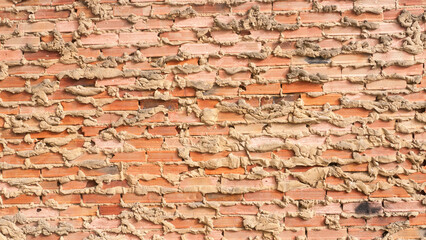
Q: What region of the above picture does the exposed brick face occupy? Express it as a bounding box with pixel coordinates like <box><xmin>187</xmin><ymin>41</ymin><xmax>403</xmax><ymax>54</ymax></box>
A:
<box><xmin>0</xmin><ymin>0</ymin><xmax>424</xmax><ymax>238</ymax></box>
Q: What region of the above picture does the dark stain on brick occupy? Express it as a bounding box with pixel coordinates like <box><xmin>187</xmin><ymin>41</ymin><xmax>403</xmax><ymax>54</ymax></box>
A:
<box><xmin>355</xmin><ymin>201</ymin><xmax>382</xmax><ymax>215</ymax></box>
<box><xmin>305</xmin><ymin>57</ymin><xmax>330</xmax><ymax>64</ymax></box>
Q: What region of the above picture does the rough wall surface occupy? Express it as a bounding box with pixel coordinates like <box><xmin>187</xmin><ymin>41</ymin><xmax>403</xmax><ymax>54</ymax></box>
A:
<box><xmin>0</xmin><ymin>0</ymin><xmax>425</xmax><ymax>239</ymax></box>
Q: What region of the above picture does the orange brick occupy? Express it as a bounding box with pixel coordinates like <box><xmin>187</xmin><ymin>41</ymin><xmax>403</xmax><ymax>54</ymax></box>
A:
<box><xmin>164</xmin><ymin>192</ymin><xmax>203</xmax><ymax>203</ymax></box>
<box><xmin>327</xmin><ymin>190</ymin><xmax>368</xmax><ymax>200</ymax></box>
<box><xmin>242</xmin><ymin>83</ymin><xmax>281</xmax><ymax>95</ymax></box>
<box><xmin>110</xmin><ymin>151</ymin><xmax>146</xmax><ymax>162</ymax></box>
<box><xmin>205</xmin><ymin>167</ymin><xmax>245</xmax><ymax>175</ymax></box>
<box><xmin>122</xmin><ymin>193</ymin><xmax>162</xmax><ymax>203</ymax></box>
<box><xmin>60</xmin><ymin>205</ymin><xmax>97</xmax><ymax>217</ymax></box>
<box><xmin>286</xmin><ymin>188</ymin><xmax>325</xmax><ymax>200</ymax></box>
<box><xmin>213</xmin><ymin>216</ymin><xmax>243</xmax><ymax>228</ymax></box>
<box><xmin>370</xmin><ymin>186</ymin><xmax>410</xmax><ymax>198</ymax></box>
<box><xmin>410</xmin><ymin>213</ymin><xmax>426</xmax><ymax>226</ymax></box>
<box><xmin>127</xmin><ymin>164</ymin><xmax>161</xmax><ymax>175</ymax></box>
<box><xmin>3</xmin><ymin>169</ymin><xmax>40</xmax><ymax>178</ymax></box>
<box><xmin>127</xmin><ymin>138</ymin><xmax>163</xmax><ymax>149</ymax></box>
<box><xmin>2</xmin><ymin>194</ymin><xmax>40</xmax><ymax>204</ymax></box>
<box><xmin>147</xmin><ymin>150</ymin><xmax>181</xmax><ymax>162</ymax></box>
<box><xmin>282</xmin><ymin>81</ymin><xmax>322</xmax><ymax>93</ymax></box>
<box><xmin>166</xmin><ymin>219</ymin><xmax>204</xmax><ymax>230</ymax></box>
<box><xmin>102</xmin><ymin>100</ymin><xmax>139</xmax><ymax>111</ymax></box>
<box><xmin>301</xmin><ymin>93</ymin><xmax>342</xmax><ymax>105</ymax></box>
<box><xmin>82</xmin><ymin>194</ymin><xmax>120</xmax><ymax>204</ymax></box>
<box><xmin>42</xmin><ymin>167</ymin><xmax>78</xmax><ymax>178</ymax></box>
<box><xmin>43</xmin><ymin>194</ymin><xmax>80</xmax><ymax>204</ymax></box>
<box><xmin>285</xmin><ymin>216</ymin><xmax>325</xmax><ymax>227</ymax></box>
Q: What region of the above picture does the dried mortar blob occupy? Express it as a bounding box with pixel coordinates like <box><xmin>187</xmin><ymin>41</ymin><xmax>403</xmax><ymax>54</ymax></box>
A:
<box><xmin>0</xmin><ymin>0</ymin><xmax>424</xmax><ymax>239</ymax></box>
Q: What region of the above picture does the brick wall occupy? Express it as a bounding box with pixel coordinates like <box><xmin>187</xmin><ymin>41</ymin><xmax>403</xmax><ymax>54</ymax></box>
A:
<box><xmin>0</xmin><ymin>0</ymin><xmax>425</xmax><ymax>239</ymax></box>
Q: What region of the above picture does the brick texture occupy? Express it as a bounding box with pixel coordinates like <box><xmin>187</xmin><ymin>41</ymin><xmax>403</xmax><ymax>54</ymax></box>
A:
<box><xmin>0</xmin><ymin>0</ymin><xmax>424</xmax><ymax>239</ymax></box>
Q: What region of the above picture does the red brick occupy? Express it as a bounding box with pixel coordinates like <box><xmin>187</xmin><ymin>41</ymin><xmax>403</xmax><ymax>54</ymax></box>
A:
<box><xmin>301</xmin><ymin>93</ymin><xmax>341</xmax><ymax>105</ymax></box>
<box><xmin>119</xmin><ymin>32</ymin><xmax>158</xmax><ymax>44</ymax></box>
<box><xmin>383</xmin><ymin>64</ymin><xmax>423</xmax><ymax>76</ymax></box>
<box><xmin>300</xmin><ymin>12</ymin><xmax>341</xmax><ymax>23</ymax></box>
<box><xmin>127</xmin><ymin>164</ymin><xmax>161</xmax><ymax>175</ymax></box>
<box><xmin>221</xmin><ymin>42</ymin><xmax>261</xmax><ymax>54</ymax></box>
<box><xmin>384</xmin><ymin>201</ymin><xmax>426</xmax><ymax>212</ymax></box>
<box><xmin>168</xmin><ymin>218</ymin><xmax>204</xmax><ymax>229</ymax></box>
<box><xmin>307</xmin><ymin>229</ymin><xmax>347</xmax><ymax>239</ymax></box>
<box><xmin>180</xmin><ymin>43</ymin><xmax>220</xmax><ymax>55</ymax></box>
<box><xmin>8</xmin><ymin>65</ymin><xmax>44</xmax><ymax>75</ymax></box>
<box><xmin>62</xmin><ymin>181</ymin><xmax>92</xmax><ymax>190</ymax></box>
<box><xmin>368</xmin><ymin>23</ymin><xmax>405</xmax><ymax>34</ymax></box>
<box><xmin>348</xmin><ymin>228</ymin><xmax>384</xmax><ymax>239</ymax></box>
<box><xmin>147</xmin><ymin>150</ymin><xmax>181</xmax><ymax>162</ymax></box>
<box><xmin>2</xmin><ymin>194</ymin><xmax>40</xmax><ymax>204</ymax></box>
<box><xmin>334</xmin><ymin>108</ymin><xmax>371</xmax><ymax>117</ymax></box>
<box><xmin>174</xmin><ymin>17</ymin><xmax>214</xmax><ymax>28</ymax></box>
<box><xmin>244</xmin><ymin>190</ymin><xmax>283</xmax><ymax>201</ymax></box>
<box><xmin>410</xmin><ymin>213</ymin><xmax>426</xmax><ymax>225</ymax></box>
<box><xmin>340</xmin><ymin>163</ymin><xmax>368</xmax><ymax>172</ymax></box>
<box><xmin>168</xmin><ymin>110</ymin><xmax>199</xmax><ymax>123</ymax></box>
<box><xmin>127</xmin><ymin>138</ymin><xmax>163</xmax><ymax>149</ymax></box>
<box><xmin>164</xmin><ymin>192</ymin><xmax>202</xmax><ymax>203</ymax></box>
<box><xmin>0</xmin><ymin>207</ymin><xmax>19</xmax><ymax>216</ymax></box>
<box><xmin>392</xmin><ymin>228</ymin><xmax>423</xmax><ymax>239</ymax></box>
<box><xmin>0</xmin><ymin>50</ymin><xmax>22</xmax><ymax>61</ymax></box>
<box><xmin>111</xmin><ymin>151</ymin><xmax>146</xmax><ymax>163</ymax></box>
<box><xmin>259</xmin><ymin>68</ymin><xmax>289</xmax><ymax>81</ymax></box>
<box><xmin>113</xmin><ymin>5</ymin><xmax>151</xmax><ymax>16</ymax></box>
<box><xmin>370</xmin><ymin>186</ymin><xmax>410</xmax><ymax>198</ymax></box>
<box><xmin>284</xmin><ymin>27</ymin><xmax>322</xmax><ymax>38</ymax></box>
<box><xmin>282</xmin><ymin>81</ymin><xmax>322</xmax><ymax>93</ymax></box>
<box><xmin>340</xmin><ymin>217</ymin><xmax>366</xmax><ymax>227</ymax></box>
<box><xmin>273</xmin><ymin>0</ymin><xmax>312</xmax><ymax>10</ymax></box>
<box><xmin>96</xmin><ymin>19</ymin><xmax>132</xmax><ymax>30</ymax></box>
<box><xmin>399</xmin><ymin>0</ymin><xmax>425</xmax><ymax>5</ymax></box>
<box><xmin>342</xmin><ymin>10</ymin><xmax>384</xmax><ymax>21</ymax></box>
<box><xmin>60</xmin><ymin>205</ymin><xmax>97</xmax><ymax>217</ymax></box>
<box><xmin>189</xmin><ymin>125</ymin><xmax>229</xmax><ymax>136</ymax></box>
<box><xmin>18</xmin><ymin>22</ymin><xmax>55</xmax><ymax>33</ymax></box>
<box><xmin>209</xmin><ymin>56</ymin><xmax>249</xmax><ymax>67</ymax></box>
<box><xmin>321</xmin><ymin>149</ymin><xmax>352</xmax><ymax>159</ymax></box>
<box><xmin>3</xmin><ymin>169</ymin><xmax>40</xmax><ymax>178</ymax></box>
<box><xmin>83</xmin><ymin>194</ymin><xmax>120</xmax><ymax>203</ymax></box>
<box><xmin>366</xmin><ymin>79</ymin><xmax>407</xmax><ymax>90</ymax></box>
<box><xmin>314</xmin><ymin>203</ymin><xmax>342</xmax><ymax>214</ymax></box>
<box><xmin>122</xmin><ymin>193</ymin><xmax>162</xmax><ymax>203</ymax></box>
<box><xmin>205</xmin><ymin>167</ymin><xmax>245</xmax><ymax>175</ymax></box>
<box><xmin>286</xmin><ymin>188</ymin><xmax>325</xmax><ymax>200</ymax></box>
<box><xmin>0</xmin><ymin>11</ymin><xmax>29</xmax><ymax>20</ymax></box>
<box><xmin>81</xmin><ymin>33</ymin><xmax>118</xmax><ymax>45</ymax></box>
<box><xmin>274</xmin><ymin>14</ymin><xmax>298</xmax><ymax>24</ymax></box>
<box><xmin>43</xmin><ymin>194</ymin><xmax>80</xmax><ymax>204</ymax></box>
<box><xmin>34</xmin><ymin>9</ymin><xmax>70</xmax><ymax>19</ymax></box>
<box><xmin>99</xmin><ymin>205</ymin><xmax>127</xmax><ymax>215</ymax></box>
<box><xmin>213</xmin><ymin>216</ymin><xmax>243</xmax><ymax>228</ymax></box>
<box><xmin>367</xmin><ymin>216</ymin><xmax>407</xmax><ymax>226</ymax></box>
<box><xmin>41</xmin><ymin>167</ymin><xmax>78</xmax><ymax>178</ymax></box>
<box><xmin>220</xmin><ymin>204</ymin><xmax>258</xmax><ymax>215</ymax></box>
<box><xmin>139</xmin><ymin>45</ymin><xmax>179</xmax><ymax>57</ymax></box>
<box><xmin>327</xmin><ymin>190</ymin><xmax>368</xmax><ymax>200</ymax></box>
<box><xmin>206</xmin><ymin>193</ymin><xmax>243</xmax><ymax>201</ymax></box>
<box><xmin>242</xmin><ymin>83</ymin><xmax>281</xmax><ymax>95</ymax></box>
<box><xmin>102</xmin><ymin>100</ymin><xmax>139</xmax><ymax>111</ymax></box>
<box><xmin>135</xmin><ymin>19</ymin><xmax>173</xmax><ymax>29</ymax></box>
<box><xmin>162</xmin><ymin>164</ymin><xmax>188</xmax><ymax>175</ymax></box>
<box><xmin>285</xmin><ymin>216</ymin><xmax>325</xmax><ymax>227</ymax></box>
<box><xmin>31</xmin><ymin>153</ymin><xmax>63</xmax><ymax>164</ymax></box>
